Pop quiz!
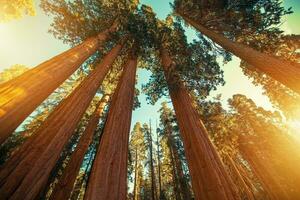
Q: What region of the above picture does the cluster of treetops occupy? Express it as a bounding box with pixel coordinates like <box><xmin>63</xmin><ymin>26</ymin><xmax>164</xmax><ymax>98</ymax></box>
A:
<box><xmin>0</xmin><ymin>0</ymin><xmax>299</xmax><ymax>199</ymax></box>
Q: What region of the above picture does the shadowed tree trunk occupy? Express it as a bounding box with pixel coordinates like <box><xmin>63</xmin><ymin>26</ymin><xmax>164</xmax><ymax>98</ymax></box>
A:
<box><xmin>172</xmin><ymin>140</ymin><xmax>192</xmax><ymax>200</ymax></box>
<box><xmin>177</xmin><ymin>13</ymin><xmax>300</xmax><ymax>95</ymax></box>
<box><xmin>84</xmin><ymin>54</ymin><xmax>137</xmax><ymax>200</ymax></box>
<box><xmin>0</xmin><ymin>22</ymin><xmax>118</xmax><ymax>143</ymax></box>
<box><xmin>49</xmin><ymin>94</ymin><xmax>111</xmax><ymax>200</ymax></box>
<box><xmin>156</xmin><ymin>122</ymin><xmax>162</xmax><ymax>199</ymax></box>
<box><xmin>169</xmin><ymin>140</ymin><xmax>182</xmax><ymax>200</ymax></box>
<box><xmin>160</xmin><ymin>47</ymin><xmax>239</xmax><ymax>200</ymax></box>
<box><xmin>164</xmin><ymin>121</ymin><xmax>181</xmax><ymax>200</ymax></box>
<box><xmin>0</xmin><ymin>41</ymin><xmax>125</xmax><ymax>200</ymax></box>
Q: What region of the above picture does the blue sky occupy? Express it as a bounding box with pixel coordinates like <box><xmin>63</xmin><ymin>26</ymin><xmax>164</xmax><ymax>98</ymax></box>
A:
<box><xmin>0</xmin><ymin>0</ymin><xmax>299</xmax><ymax>132</ymax></box>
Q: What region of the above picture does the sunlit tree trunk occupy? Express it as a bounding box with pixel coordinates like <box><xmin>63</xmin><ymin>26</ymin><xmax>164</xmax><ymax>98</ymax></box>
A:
<box><xmin>133</xmin><ymin>148</ymin><xmax>139</xmax><ymax>200</ymax></box>
<box><xmin>0</xmin><ymin>22</ymin><xmax>118</xmax><ymax>143</ymax></box>
<box><xmin>49</xmin><ymin>94</ymin><xmax>110</xmax><ymax>200</ymax></box>
<box><xmin>149</xmin><ymin>123</ymin><xmax>157</xmax><ymax>200</ymax></box>
<box><xmin>238</xmin><ymin>136</ymin><xmax>291</xmax><ymax>200</ymax></box>
<box><xmin>160</xmin><ymin>48</ymin><xmax>239</xmax><ymax>200</ymax></box>
<box><xmin>84</xmin><ymin>54</ymin><xmax>137</xmax><ymax>200</ymax></box>
<box><xmin>225</xmin><ymin>155</ymin><xmax>255</xmax><ymax>200</ymax></box>
<box><xmin>0</xmin><ymin>42</ymin><xmax>124</xmax><ymax>200</ymax></box>
<box><xmin>177</xmin><ymin>13</ymin><xmax>300</xmax><ymax>95</ymax></box>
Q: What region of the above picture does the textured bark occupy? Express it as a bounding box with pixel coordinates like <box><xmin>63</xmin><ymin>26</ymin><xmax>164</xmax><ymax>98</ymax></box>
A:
<box><xmin>0</xmin><ymin>23</ymin><xmax>118</xmax><ymax>143</ymax></box>
<box><xmin>49</xmin><ymin>94</ymin><xmax>110</xmax><ymax>200</ymax></box>
<box><xmin>160</xmin><ymin>48</ymin><xmax>239</xmax><ymax>200</ymax></box>
<box><xmin>0</xmin><ymin>42</ymin><xmax>124</xmax><ymax>200</ymax></box>
<box><xmin>84</xmin><ymin>55</ymin><xmax>137</xmax><ymax>200</ymax></box>
<box><xmin>225</xmin><ymin>155</ymin><xmax>255</xmax><ymax>200</ymax></box>
<box><xmin>178</xmin><ymin>13</ymin><xmax>300</xmax><ymax>95</ymax></box>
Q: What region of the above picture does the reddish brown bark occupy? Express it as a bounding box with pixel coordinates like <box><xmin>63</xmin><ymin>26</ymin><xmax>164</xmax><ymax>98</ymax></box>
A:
<box><xmin>49</xmin><ymin>94</ymin><xmax>110</xmax><ymax>200</ymax></box>
<box><xmin>225</xmin><ymin>155</ymin><xmax>255</xmax><ymax>200</ymax></box>
<box><xmin>0</xmin><ymin>23</ymin><xmax>118</xmax><ymax>143</ymax></box>
<box><xmin>160</xmin><ymin>48</ymin><xmax>239</xmax><ymax>200</ymax></box>
<box><xmin>178</xmin><ymin>13</ymin><xmax>300</xmax><ymax>95</ymax></box>
<box><xmin>84</xmin><ymin>55</ymin><xmax>137</xmax><ymax>200</ymax></box>
<box><xmin>0</xmin><ymin>42</ymin><xmax>124</xmax><ymax>200</ymax></box>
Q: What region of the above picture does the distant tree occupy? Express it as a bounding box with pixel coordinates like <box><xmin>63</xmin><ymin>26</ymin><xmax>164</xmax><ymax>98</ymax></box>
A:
<box><xmin>157</xmin><ymin>102</ymin><xmax>192</xmax><ymax>200</ymax></box>
<box><xmin>0</xmin><ymin>64</ymin><xmax>29</xmax><ymax>83</ymax></box>
<box><xmin>143</xmin><ymin>123</ymin><xmax>158</xmax><ymax>200</ymax></box>
<box><xmin>229</xmin><ymin>94</ymin><xmax>300</xmax><ymax>199</ymax></box>
<box><xmin>0</xmin><ymin>0</ymin><xmax>35</xmax><ymax>22</ymax></box>
<box><xmin>129</xmin><ymin>122</ymin><xmax>147</xmax><ymax>200</ymax></box>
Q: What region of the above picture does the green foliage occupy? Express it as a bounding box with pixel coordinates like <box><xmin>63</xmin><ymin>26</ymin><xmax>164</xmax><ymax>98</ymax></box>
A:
<box><xmin>173</xmin><ymin>0</ymin><xmax>292</xmax><ymax>39</ymax></box>
<box><xmin>157</xmin><ymin>102</ymin><xmax>192</xmax><ymax>199</ymax></box>
<box><xmin>41</xmin><ymin>0</ymin><xmax>138</xmax><ymax>45</ymax></box>
<box><xmin>142</xmin><ymin>17</ymin><xmax>225</xmax><ymax>104</ymax></box>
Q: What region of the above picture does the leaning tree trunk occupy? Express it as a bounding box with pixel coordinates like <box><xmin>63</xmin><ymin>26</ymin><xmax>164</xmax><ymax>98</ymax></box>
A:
<box><xmin>84</xmin><ymin>54</ymin><xmax>137</xmax><ymax>200</ymax></box>
<box><xmin>160</xmin><ymin>48</ymin><xmax>239</xmax><ymax>200</ymax></box>
<box><xmin>238</xmin><ymin>137</ymin><xmax>290</xmax><ymax>200</ymax></box>
<box><xmin>177</xmin><ymin>13</ymin><xmax>300</xmax><ymax>95</ymax></box>
<box><xmin>225</xmin><ymin>155</ymin><xmax>256</xmax><ymax>200</ymax></box>
<box><xmin>0</xmin><ymin>41</ymin><xmax>124</xmax><ymax>200</ymax></box>
<box><xmin>0</xmin><ymin>22</ymin><xmax>118</xmax><ymax>143</ymax></box>
<box><xmin>49</xmin><ymin>94</ymin><xmax>111</xmax><ymax>200</ymax></box>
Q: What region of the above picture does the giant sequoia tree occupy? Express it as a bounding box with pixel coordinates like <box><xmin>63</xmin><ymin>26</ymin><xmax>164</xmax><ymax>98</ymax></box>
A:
<box><xmin>173</xmin><ymin>0</ymin><xmax>300</xmax><ymax>95</ymax></box>
<box><xmin>1</xmin><ymin>0</ymin><xmax>300</xmax><ymax>199</ymax></box>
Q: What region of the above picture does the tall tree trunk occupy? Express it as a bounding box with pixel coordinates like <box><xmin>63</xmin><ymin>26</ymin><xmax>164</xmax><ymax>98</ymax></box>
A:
<box><xmin>171</xmin><ymin>140</ymin><xmax>192</xmax><ymax>200</ymax></box>
<box><xmin>0</xmin><ymin>41</ymin><xmax>124</xmax><ymax>200</ymax></box>
<box><xmin>49</xmin><ymin>94</ymin><xmax>111</xmax><ymax>200</ymax></box>
<box><xmin>84</xmin><ymin>54</ymin><xmax>137</xmax><ymax>200</ymax></box>
<box><xmin>225</xmin><ymin>155</ymin><xmax>256</xmax><ymax>200</ymax></box>
<box><xmin>133</xmin><ymin>148</ymin><xmax>139</xmax><ymax>200</ymax></box>
<box><xmin>164</xmin><ymin>122</ymin><xmax>182</xmax><ymax>200</ymax></box>
<box><xmin>156</xmin><ymin>123</ymin><xmax>162</xmax><ymax>199</ymax></box>
<box><xmin>169</xmin><ymin>140</ymin><xmax>182</xmax><ymax>200</ymax></box>
<box><xmin>149</xmin><ymin>122</ymin><xmax>157</xmax><ymax>200</ymax></box>
<box><xmin>160</xmin><ymin>48</ymin><xmax>239</xmax><ymax>200</ymax></box>
<box><xmin>238</xmin><ymin>137</ymin><xmax>290</xmax><ymax>200</ymax></box>
<box><xmin>0</xmin><ymin>22</ymin><xmax>118</xmax><ymax>143</ymax></box>
<box><xmin>177</xmin><ymin>13</ymin><xmax>300</xmax><ymax>95</ymax></box>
